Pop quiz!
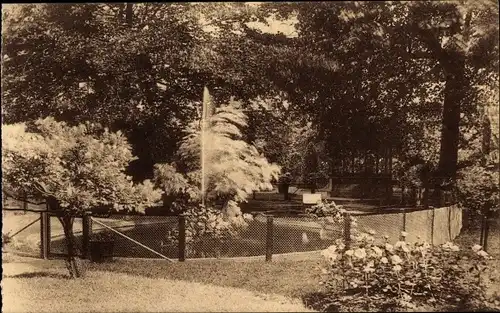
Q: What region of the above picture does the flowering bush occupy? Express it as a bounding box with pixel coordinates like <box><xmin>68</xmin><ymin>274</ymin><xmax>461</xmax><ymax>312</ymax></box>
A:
<box><xmin>305</xmin><ymin>200</ymin><xmax>345</xmax><ymax>218</ymax></box>
<box><xmin>165</xmin><ymin>204</ymin><xmax>246</xmax><ymax>258</ymax></box>
<box><xmin>317</xmin><ymin>227</ymin><xmax>496</xmax><ymax>312</ymax></box>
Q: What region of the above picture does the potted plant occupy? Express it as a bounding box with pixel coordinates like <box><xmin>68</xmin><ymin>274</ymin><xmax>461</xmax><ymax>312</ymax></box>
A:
<box><xmin>89</xmin><ymin>232</ymin><xmax>115</xmax><ymax>263</ymax></box>
<box><xmin>278</xmin><ymin>172</ymin><xmax>293</xmax><ymax>200</ymax></box>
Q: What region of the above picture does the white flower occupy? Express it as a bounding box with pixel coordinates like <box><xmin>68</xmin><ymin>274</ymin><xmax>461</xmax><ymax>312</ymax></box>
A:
<box><xmin>392</xmin><ymin>264</ymin><xmax>402</xmax><ymax>272</ymax></box>
<box><xmin>327</xmin><ymin>245</ymin><xmax>337</xmax><ymax>253</ymax></box>
<box><xmin>381</xmin><ymin>257</ymin><xmax>389</xmax><ymax>264</ymax></box>
<box><xmin>472</xmin><ymin>244</ymin><xmax>482</xmax><ymax>252</ymax></box>
<box><xmin>477</xmin><ymin>250</ymin><xmax>489</xmax><ymax>258</ymax></box>
<box><xmin>368</xmin><ymin>229</ymin><xmax>376</xmax><ymax>235</ymax></box>
<box><xmin>337</xmin><ymin>243</ymin><xmax>346</xmax><ymax>251</ymax></box>
<box><xmin>345</xmin><ymin>249</ymin><xmax>354</xmax><ymax>256</ymax></box>
<box><xmin>372</xmin><ymin>246</ymin><xmax>383</xmax><ymax>257</ymax></box>
<box><xmin>321</xmin><ymin>245</ymin><xmax>339</xmax><ymax>261</ymax></box>
<box><xmin>401</xmin><ymin>231</ymin><xmax>408</xmax><ymax>237</ymax></box>
<box><xmin>385</xmin><ymin>243</ymin><xmax>394</xmax><ymax>252</ymax></box>
<box><xmin>364</xmin><ymin>261</ymin><xmax>375</xmax><ymax>273</ymax></box>
<box><xmin>354</xmin><ymin>248</ymin><xmax>367</xmax><ymax>259</ymax></box>
<box><xmin>394</xmin><ymin>241</ymin><xmax>405</xmax><ymax>249</ymax></box>
<box><xmin>383</xmin><ymin>235</ymin><xmax>389</xmax><ymax>240</ymax></box>
<box><xmin>450</xmin><ymin>244</ymin><xmax>460</xmax><ymax>252</ymax></box>
<box><xmin>243</xmin><ymin>213</ymin><xmax>254</xmax><ymax>221</ymax></box>
<box><xmin>391</xmin><ymin>255</ymin><xmax>403</xmax><ymax>265</ymax></box>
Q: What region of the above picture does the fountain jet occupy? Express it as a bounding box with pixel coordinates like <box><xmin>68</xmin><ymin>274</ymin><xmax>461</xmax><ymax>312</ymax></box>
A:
<box><xmin>201</xmin><ymin>87</ymin><xmax>213</xmax><ymax>206</ymax></box>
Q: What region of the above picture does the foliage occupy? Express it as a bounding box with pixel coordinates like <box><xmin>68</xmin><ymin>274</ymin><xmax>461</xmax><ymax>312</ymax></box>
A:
<box><xmin>278</xmin><ymin>172</ymin><xmax>293</xmax><ymax>185</ymax></box>
<box><xmin>248</xmin><ymin>96</ymin><xmax>312</xmax><ymax>180</ymax></box>
<box><xmin>1</xmin><ymin>117</ymin><xmax>161</xmax><ymax>277</ymax></box>
<box><xmin>165</xmin><ymin>203</ymin><xmax>253</xmax><ymax>258</ymax></box>
<box><xmin>178</xmin><ymin>96</ymin><xmax>281</xmax><ymax>205</ymax></box>
<box><xmin>304</xmin><ymin>200</ymin><xmax>498</xmax><ymax>311</ymax></box>
<box><xmin>305</xmin><ymin>200</ymin><xmax>345</xmax><ymax>219</ymax></box>
<box><xmin>317</xmin><ymin>229</ymin><xmax>495</xmax><ymax>312</ymax></box>
<box><xmin>456</xmin><ymin>162</ymin><xmax>499</xmax><ymax>215</ymax></box>
<box><xmin>2</xmin><ymin>117</ymin><xmax>161</xmax><ymax>212</ymax></box>
<box><xmin>249</xmin><ymin>1</ymin><xmax>499</xmax><ymax>183</ymax></box>
<box><xmin>1</xmin><ymin>3</ymin><xmax>217</xmax><ymax>179</ymax></box>
<box><xmin>152</xmin><ymin>163</ymin><xmax>191</xmax><ymax>196</ymax></box>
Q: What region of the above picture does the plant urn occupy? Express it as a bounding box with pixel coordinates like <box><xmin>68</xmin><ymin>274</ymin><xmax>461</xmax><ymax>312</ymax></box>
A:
<box><xmin>89</xmin><ymin>234</ymin><xmax>115</xmax><ymax>263</ymax></box>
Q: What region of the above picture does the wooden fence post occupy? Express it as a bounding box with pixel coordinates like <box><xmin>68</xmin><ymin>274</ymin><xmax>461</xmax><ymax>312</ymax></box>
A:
<box><xmin>40</xmin><ymin>211</ymin><xmax>50</xmax><ymax>259</ymax></box>
<box><xmin>343</xmin><ymin>212</ymin><xmax>351</xmax><ymax>250</ymax></box>
<box><xmin>431</xmin><ymin>207</ymin><xmax>435</xmax><ymax>246</ymax></box>
<box><xmin>402</xmin><ymin>208</ymin><xmax>407</xmax><ymax>234</ymax></box>
<box><xmin>82</xmin><ymin>212</ymin><xmax>93</xmax><ymax>259</ymax></box>
<box><xmin>178</xmin><ymin>214</ymin><xmax>186</xmax><ymax>262</ymax></box>
<box><xmin>266</xmin><ymin>216</ymin><xmax>274</xmax><ymax>262</ymax></box>
<box><xmin>480</xmin><ymin>214</ymin><xmax>486</xmax><ymax>246</ymax></box>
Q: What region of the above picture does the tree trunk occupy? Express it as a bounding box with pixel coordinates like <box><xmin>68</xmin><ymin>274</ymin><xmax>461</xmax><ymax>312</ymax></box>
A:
<box><xmin>59</xmin><ymin>215</ymin><xmax>82</xmax><ymax>278</ymax></box>
<box><xmin>125</xmin><ymin>3</ymin><xmax>133</xmax><ymax>26</ymax></box>
<box><xmin>434</xmin><ymin>55</ymin><xmax>467</xmax><ymax>202</ymax></box>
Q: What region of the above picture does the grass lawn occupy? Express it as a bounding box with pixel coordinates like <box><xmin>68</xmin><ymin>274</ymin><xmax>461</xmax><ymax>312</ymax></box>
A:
<box><xmin>85</xmin><ymin>257</ymin><xmax>325</xmax><ymax>300</ymax></box>
<box><xmin>2</xmin><ymin>254</ymin><xmax>316</xmax><ymax>312</ymax></box>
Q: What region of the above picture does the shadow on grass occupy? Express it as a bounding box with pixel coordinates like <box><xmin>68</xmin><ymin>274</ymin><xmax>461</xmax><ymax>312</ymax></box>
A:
<box><xmin>302</xmin><ymin>291</ymin><xmax>340</xmax><ymax>312</ymax></box>
<box><xmin>6</xmin><ymin>271</ymin><xmax>70</xmax><ymax>280</ymax></box>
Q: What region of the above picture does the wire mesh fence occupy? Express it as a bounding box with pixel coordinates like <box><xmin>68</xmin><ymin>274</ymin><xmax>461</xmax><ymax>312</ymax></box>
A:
<box><xmin>2</xmin><ymin>201</ymin><xmax>467</xmax><ymax>262</ymax></box>
<box><xmin>49</xmin><ymin>214</ymin><xmax>84</xmax><ymax>257</ymax></box>
<box><xmin>2</xmin><ymin>209</ymin><xmax>42</xmax><ymax>257</ymax></box>
<box><xmin>90</xmin><ymin>215</ymin><xmax>178</xmax><ymax>259</ymax></box>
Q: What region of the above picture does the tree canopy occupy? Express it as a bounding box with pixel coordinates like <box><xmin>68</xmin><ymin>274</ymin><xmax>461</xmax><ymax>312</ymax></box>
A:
<box><xmin>2</xmin><ymin>1</ymin><xmax>498</xmax><ymax>191</ymax></box>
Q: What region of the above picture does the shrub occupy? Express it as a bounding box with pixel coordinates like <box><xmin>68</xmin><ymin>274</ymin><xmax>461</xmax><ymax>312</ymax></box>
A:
<box><xmin>303</xmin><ymin>201</ymin><xmax>497</xmax><ymax>311</ymax></box>
<box><xmin>316</xmin><ymin>229</ymin><xmax>495</xmax><ymax>312</ymax></box>
<box><xmin>456</xmin><ymin>163</ymin><xmax>499</xmax><ymax>216</ymax></box>
<box><xmin>2</xmin><ymin>117</ymin><xmax>161</xmax><ymax>278</ymax></box>
<box><xmin>165</xmin><ymin>203</ymin><xmax>244</xmax><ymax>258</ymax></box>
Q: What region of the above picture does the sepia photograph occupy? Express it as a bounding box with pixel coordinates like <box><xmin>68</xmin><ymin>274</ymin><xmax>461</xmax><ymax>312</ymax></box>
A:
<box><xmin>1</xmin><ymin>1</ymin><xmax>499</xmax><ymax>312</ymax></box>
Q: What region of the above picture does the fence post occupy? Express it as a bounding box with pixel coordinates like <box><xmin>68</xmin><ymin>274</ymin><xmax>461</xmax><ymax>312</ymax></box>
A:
<box><xmin>343</xmin><ymin>212</ymin><xmax>351</xmax><ymax>250</ymax></box>
<box><xmin>483</xmin><ymin>211</ymin><xmax>491</xmax><ymax>251</ymax></box>
<box><xmin>431</xmin><ymin>207</ymin><xmax>435</xmax><ymax>246</ymax></box>
<box><xmin>266</xmin><ymin>216</ymin><xmax>274</xmax><ymax>262</ymax></box>
<box><xmin>178</xmin><ymin>214</ymin><xmax>186</xmax><ymax>262</ymax></box>
<box><xmin>402</xmin><ymin>208</ymin><xmax>407</xmax><ymax>239</ymax></box>
<box><xmin>40</xmin><ymin>211</ymin><xmax>50</xmax><ymax>259</ymax></box>
<box><xmin>82</xmin><ymin>212</ymin><xmax>93</xmax><ymax>259</ymax></box>
<box><xmin>23</xmin><ymin>193</ymin><xmax>28</xmax><ymax>214</ymax></box>
<box><xmin>480</xmin><ymin>214</ymin><xmax>486</xmax><ymax>246</ymax></box>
